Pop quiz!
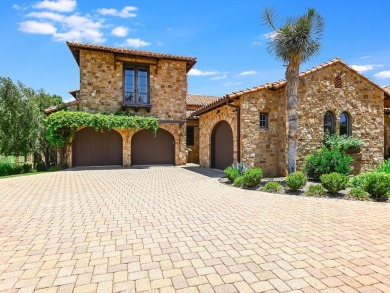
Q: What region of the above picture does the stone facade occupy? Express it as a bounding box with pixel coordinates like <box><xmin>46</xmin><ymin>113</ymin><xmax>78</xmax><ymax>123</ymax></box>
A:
<box><xmin>199</xmin><ymin>102</ymin><xmax>239</xmax><ymax>167</ymax></box>
<box><xmin>66</xmin><ymin>45</ymin><xmax>192</xmax><ymax>167</ymax></box>
<box><xmin>197</xmin><ymin>61</ymin><xmax>386</xmax><ymax>175</ymax></box>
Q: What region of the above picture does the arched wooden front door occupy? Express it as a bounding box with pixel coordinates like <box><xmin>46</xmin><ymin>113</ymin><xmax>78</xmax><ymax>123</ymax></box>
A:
<box><xmin>211</xmin><ymin>121</ymin><xmax>233</xmax><ymax>170</ymax></box>
<box><xmin>72</xmin><ymin>127</ymin><xmax>123</xmax><ymax>167</ymax></box>
<box><xmin>131</xmin><ymin>129</ymin><xmax>175</xmax><ymax>165</ymax></box>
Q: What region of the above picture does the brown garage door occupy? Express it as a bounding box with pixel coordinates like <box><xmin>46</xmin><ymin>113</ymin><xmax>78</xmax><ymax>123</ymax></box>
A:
<box><xmin>211</xmin><ymin>121</ymin><xmax>233</xmax><ymax>170</ymax></box>
<box><xmin>72</xmin><ymin>127</ymin><xmax>123</xmax><ymax>167</ymax></box>
<box><xmin>131</xmin><ymin>129</ymin><xmax>175</xmax><ymax>165</ymax></box>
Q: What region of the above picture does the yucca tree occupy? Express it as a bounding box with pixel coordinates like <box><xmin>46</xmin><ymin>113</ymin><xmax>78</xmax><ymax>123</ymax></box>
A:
<box><xmin>262</xmin><ymin>8</ymin><xmax>324</xmax><ymax>174</ymax></box>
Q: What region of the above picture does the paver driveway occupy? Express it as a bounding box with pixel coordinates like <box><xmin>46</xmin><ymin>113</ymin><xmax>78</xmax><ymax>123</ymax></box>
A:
<box><xmin>1</xmin><ymin>166</ymin><xmax>390</xmax><ymax>293</ymax></box>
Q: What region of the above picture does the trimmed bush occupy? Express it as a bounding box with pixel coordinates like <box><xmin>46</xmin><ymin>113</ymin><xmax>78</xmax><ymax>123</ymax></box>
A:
<box><xmin>286</xmin><ymin>171</ymin><xmax>307</xmax><ymax>191</ymax></box>
<box><xmin>320</xmin><ymin>172</ymin><xmax>348</xmax><ymax>194</ymax></box>
<box><xmin>35</xmin><ymin>162</ymin><xmax>47</xmax><ymax>172</ymax></box>
<box><xmin>376</xmin><ymin>159</ymin><xmax>390</xmax><ymax>174</ymax></box>
<box><xmin>303</xmin><ymin>146</ymin><xmax>353</xmax><ymax>180</ymax></box>
<box><xmin>233</xmin><ymin>176</ymin><xmax>244</xmax><ymax>187</ymax></box>
<box><xmin>243</xmin><ymin>168</ymin><xmax>263</xmax><ymax>187</ymax></box>
<box><xmin>348</xmin><ymin>188</ymin><xmax>370</xmax><ymax>201</ymax></box>
<box><xmin>305</xmin><ymin>184</ymin><xmax>326</xmax><ymax>196</ymax></box>
<box><xmin>261</xmin><ymin>181</ymin><xmax>283</xmax><ymax>193</ymax></box>
<box><xmin>225</xmin><ymin>166</ymin><xmax>240</xmax><ymax>182</ymax></box>
<box><xmin>348</xmin><ymin>173</ymin><xmax>371</xmax><ymax>189</ymax></box>
<box><xmin>364</xmin><ymin>172</ymin><xmax>390</xmax><ymax>200</ymax></box>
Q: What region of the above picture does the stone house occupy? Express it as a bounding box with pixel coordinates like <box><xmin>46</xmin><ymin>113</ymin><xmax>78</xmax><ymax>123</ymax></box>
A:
<box><xmin>191</xmin><ymin>58</ymin><xmax>389</xmax><ymax>176</ymax></box>
<box><xmin>51</xmin><ymin>42</ymin><xmax>197</xmax><ymax>167</ymax></box>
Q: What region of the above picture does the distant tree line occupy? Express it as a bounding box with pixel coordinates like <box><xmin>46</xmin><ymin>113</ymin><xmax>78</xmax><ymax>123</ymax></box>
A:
<box><xmin>0</xmin><ymin>77</ymin><xmax>63</xmax><ymax>169</ymax></box>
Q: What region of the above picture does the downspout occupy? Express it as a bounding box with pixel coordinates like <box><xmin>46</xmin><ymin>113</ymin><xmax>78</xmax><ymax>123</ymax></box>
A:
<box><xmin>225</xmin><ymin>95</ymin><xmax>241</xmax><ymax>163</ymax></box>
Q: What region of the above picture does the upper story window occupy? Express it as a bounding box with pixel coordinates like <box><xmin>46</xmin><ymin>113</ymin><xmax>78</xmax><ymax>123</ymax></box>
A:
<box><xmin>259</xmin><ymin>113</ymin><xmax>269</xmax><ymax>129</ymax></box>
<box><xmin>340</xmin><ymin>112</ymin><xmax>351</xmax><ymax>136</ymax></box>
<box><xmin>324</xmin><ymin>111</ymin><xmax>335</xmax><ymax>134</ymax></box>
<box><xmin>123</xmin><ymin>65</ymin><xmax>150</xmax><ymax>106</ymax></box>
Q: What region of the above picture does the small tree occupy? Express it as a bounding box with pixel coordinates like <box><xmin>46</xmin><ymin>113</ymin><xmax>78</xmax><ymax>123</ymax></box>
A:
<box><xmin>262</xmin><ymin>8</ymin><xmax>324</xmax><ymax>173</ymax></box>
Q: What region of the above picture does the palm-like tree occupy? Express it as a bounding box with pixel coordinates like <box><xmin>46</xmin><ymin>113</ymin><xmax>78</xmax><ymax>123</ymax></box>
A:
<box><xmin>262</xmin><ymin>8</ymin><xmax>324</xmax><ymax>174</ymax></box>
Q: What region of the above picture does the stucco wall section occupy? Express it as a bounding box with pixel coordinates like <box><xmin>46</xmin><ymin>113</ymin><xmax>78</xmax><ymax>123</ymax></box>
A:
<box><xmin>199</xmin><ymin>102</ymin><xmax>238</xmax><ymax>167</ymax></box>
<box><xmin>78</xmin><ymin>49</ymin><xmax>187</xmax><ymax>120</ymax></box>
<box><xmin>240</xmin><ymin>89</ymin><xmax>287</xmax><ymax>176</ymax></box>
<box><xmin>295</xmin><ymin>63</ymin><xmax>384</xmax><ymax>172</ymax></box>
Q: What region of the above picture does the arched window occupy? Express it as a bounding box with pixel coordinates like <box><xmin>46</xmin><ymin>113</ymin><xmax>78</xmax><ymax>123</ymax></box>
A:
<box><xmin>340</xmin><ymin>112</ymin><xmax>351</xmax><ymax>136</ymax></box>
<box><xmin>324</xmin><ymin>111</ymin><xmax>335</xmax><ymax>134</ymax></box>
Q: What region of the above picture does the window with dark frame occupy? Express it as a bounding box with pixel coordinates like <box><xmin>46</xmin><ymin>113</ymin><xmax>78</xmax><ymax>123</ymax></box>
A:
<box><xmin>186</xmin><ymin>126</ymin><xmax>195</xmax><ymax>146</ymax></box>
<box><xmin>340</xmin><ymin>112</ymin><xmax>351</xmax><ymax>136</ymax></box>
<box><xmin>259</xmin><ymin>113</ymin><xmax>269</xmax><ymax>129</ymax></box>
<box><xmin>123</xmin><ymin>65</ymin><xmax>150</xmax><ymax>105</ymax></box>
<box><xmin>324</xmin><ymin>111</ymin><xmax>335</xmax><ymax>134</ymax></box>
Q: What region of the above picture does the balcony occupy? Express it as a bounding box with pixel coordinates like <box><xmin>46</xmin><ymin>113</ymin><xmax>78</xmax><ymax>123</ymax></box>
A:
<box><xmin>122</xmin><ymin>89</ymin><xmax>151</xmax><ymax>111</ymax></box>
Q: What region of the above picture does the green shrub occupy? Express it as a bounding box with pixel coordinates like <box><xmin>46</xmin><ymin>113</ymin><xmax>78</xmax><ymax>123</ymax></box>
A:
<box><xmin>348</xmin><ymin>173</ymin><xmax>371</xmax><ymax>189</ymax></box>
<box><xmin>376</xmin><ymin>159</ymin><xmax>390</xmax><ymax>174</ymax></box>
<box><xmin>305</xmin><ymin>184</ymin><xmax>326</xmax><ymax>196</ymax></box>
<box><xmin>233</xmin><ymin>176</ymin><xmax>244</xmax><ymax>187</ymax></box>
<box><xmin>243</xmin><ymin>168</ymin><xmax>263</xmax><ymax>187</ymax></box>
<box><xmin>286</xmin><ymin>171</ymin><xmax>307</xmax><ymax>191</ymax></box>
<box><xmin>48</xmin><ymin>166</ymin><xmax>60</xmax><ymax>172</ymax></box>
<box><xmin>320</xmin><ymin>172</ymin><xmax>348</xmax><ymax>194</ymax></box>
<box><xmin>224</xmin><ymin>166</ymin><xmax>240</xmax><ymax>182</ymax></box>
<box><xmin>364</xmin><ymin>172</ymin><xmax>390</xmax><ymax>200</ymax></box>
<box><xmin>303</xmin><ymin>146</ymin><xmax>353</xmax><ymax>180</ymax></box>
<box><xmin>261</xmin><ymin>181</ymin><xmax>283</xmax><ymax>193</ymax></box>
<box><xmin>0</xmin><ymin>162</ymin><xmax>13</xmax><ymax>176</ymax></box>
<box><xmin>324</xmin><ymin>132</ymin><xmax>364</xmax><ymax>150</ymax></box>
<box><xmin>348</xmin><ymin>188</ymin><xmax>370</xmax><ymax>201</ymax></box>
<box><xmin>22</xmin><ymin>164</ymin><xmax>32</xmax><ymax>174</ymax></box>
<box><xmin>35</xmin><ymin>162</ymin><xmax>47</xmax><ymax>172</ymax></box>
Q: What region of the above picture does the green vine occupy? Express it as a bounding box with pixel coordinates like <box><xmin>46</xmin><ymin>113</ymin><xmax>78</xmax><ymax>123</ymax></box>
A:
<box><xmin>45</xmin><ymin>111</ymin><xmax>159</xmax><ymax>147</ymax></box>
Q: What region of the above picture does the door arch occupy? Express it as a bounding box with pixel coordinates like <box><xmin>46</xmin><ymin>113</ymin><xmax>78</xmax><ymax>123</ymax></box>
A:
<box><xmin>211</xmin><ymin>121</ymin><xmax>233</xmax><ymax>170</ymax></box>
<box><xmin>131</xmin><ymin>128</ymin><xmax>175</xmax><ymax>165</ymax></box>
<box><xmin>72</xmin><ymin>127</ymin><xmax>123</xmax><ymax>167</ymax></box>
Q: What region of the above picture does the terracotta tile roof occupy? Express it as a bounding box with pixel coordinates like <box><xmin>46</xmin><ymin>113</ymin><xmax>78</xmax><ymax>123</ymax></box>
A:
<box><xmin>186</xmin><ymin>94</ymin><xmax>221</xmax><ymax>107</ymax></box>
<box><xmin>226</xmin><ymin>58</ymin><xmax>388</xmax><ymax>98</ymax></box>
<box><xmin>67</xmin><ymin>41</ymin><xmax>197</xmax><ymax>72</ymax></box>
<box><xmin>69</xmin><ymin>89</ymin><xmax>80</xmax><ymax>99</ymax></box>
<box><xmin>191</xmin><ymin>58</ymin><xmax>390</xmax><ymax>117</ymax></box>
<box><xmin>45</xmin><ymin>99</ymin><xmax>80</xmax><ymax>114</ymax></box>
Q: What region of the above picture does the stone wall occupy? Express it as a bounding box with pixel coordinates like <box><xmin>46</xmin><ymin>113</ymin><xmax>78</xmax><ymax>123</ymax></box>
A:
<box><xmin>199</xmin><ymin>102</ymin><xmax>239</xmax><ymax>167</ymax></box>
<box><xmin>240</xmin><ymin>89</ymin><xmax>287</xmax><ymax>176</ymax></box>
<box><xmin>68</xmin><ymin>49</ymin><xmax>189</xmax><ymax>165</ymax></box>
<box><xmin>186</xmin><ymin>119</ymin><xmax>199</xmax><ymax>163</ymax></box>
<box><xmin>295</xmin><ymin>63</ymin><xmax>384</xmax><ymax>172</ymax></box>
<box><xmin>78</xmin><ymin>49</ymin><xmax>188</xmax><ymax>120</ymax></box>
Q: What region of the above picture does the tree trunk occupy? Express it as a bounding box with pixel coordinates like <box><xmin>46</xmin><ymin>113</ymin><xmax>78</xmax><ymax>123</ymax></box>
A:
<box><xmin>285</xmin><ymin>54</ymin><xmax>301</xmax><ymax>174</ymax></box>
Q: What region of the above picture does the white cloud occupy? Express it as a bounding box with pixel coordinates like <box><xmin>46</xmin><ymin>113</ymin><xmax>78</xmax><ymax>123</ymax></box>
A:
<box><xmin>252</xmin><ymin>41</ymin><xmax>262</xmax><ymax>46</ymax></box>
<box><xmin>26</xmin><ymin>11</ymin><xmax>65</xmax><ymax>22</ymax></box>
<box><xmin>350</xmin><ymin>64</ymin><xmax>383</xmax><ymax>72</ymax></box>
<box><xmin>188</xmin><ymin>69</ymin><xmax>218</xmax><ymax>76</ymax></box>
<box><xmin>111</xmin><ymin>26</ymin><xmax>128</xmax><ymax>37</ymax></box>
<box><xmin>34</xmin><ymin>0</ymin><xmax>76</xmax><ymax>12</ymax></box>
<box><xmin>13</xmin><ymin>4</ymin><xmax>27</xmax><ymax>11</ymax></box>
<box><xmin>223</xmin><ymin>82</ymin><xmax>243</xmax><ymax>87</ymax></box>
<box><xmin>122</xmin><ymin>38</ymin><xmax>151</xmax><ymax>48</ymax></box>
<box><xmin>97</xmin><ymin>6</ymin><xmax>137</xmax><ymax>18</ymax></box>
<box><xmin>359</xmin><ymin>56</ymin><xmax>371</xmax><ymax>59</ymax></box>
<box><xmin>19</xmin><ymin>20</ymin><xmax>57</xmax><ymax>34</ymax></box>
<box><xmin>238</xmin><ymin>70</ymin><xmax>257</xmax><ymax>76</ymax></box>
<box><xmin>374</xmin><ymin>71</ymin><xmax>390</xmax><ymax>79</ymax></box>
<box><xmin>263</xmin><ymin>31</ymin><xmax>277</xmax><ymax>39</ymax></box>
<box><xmin>210</xmin><ymin>75</ymin><xmax>227</xmax><ymax>80</ymax></box>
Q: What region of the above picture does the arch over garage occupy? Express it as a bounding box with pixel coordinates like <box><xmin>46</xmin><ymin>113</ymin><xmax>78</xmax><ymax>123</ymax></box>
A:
<box><xmin>131</xmin><ymin>128</ymin><xmax>175</xmax><ymax>165</ymax></box>
<box><xmin>211</xmin><ymin>120</ymin><xmax>233</xmax><ymax>170</ymax></box>
<box><xmin>72</xmin><ymin>127</ymin><xmax>123</xmax><ymax>167</ymax></box>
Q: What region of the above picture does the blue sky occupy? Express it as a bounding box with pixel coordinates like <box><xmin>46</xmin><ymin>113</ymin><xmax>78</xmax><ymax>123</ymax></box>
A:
<box><xmin>1</xmin><ymin>0</ymin><xmax>390</xmax><ymax>102</ymax></box>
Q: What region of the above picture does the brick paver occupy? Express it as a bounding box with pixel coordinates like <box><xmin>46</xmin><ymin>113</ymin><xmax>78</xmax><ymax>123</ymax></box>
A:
<box><xmin>1</xmin><ymin>166</ymin><xmax>390</xmax><ymax>292</ymax></box>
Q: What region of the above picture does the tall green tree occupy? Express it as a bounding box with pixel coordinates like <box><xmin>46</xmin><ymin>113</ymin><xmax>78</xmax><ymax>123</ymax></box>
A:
<box><xmin>0</xmin><ymin>78</ymin><xmax>33</xmax><ymax>158</ymax></box>
<box><xmin>262</xmin><ymin>8</ymin><xmax>324</xmax><ymax>174</ymax></box>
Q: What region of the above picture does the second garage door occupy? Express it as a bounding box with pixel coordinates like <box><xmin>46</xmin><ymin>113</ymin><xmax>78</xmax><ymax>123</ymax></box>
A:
<box><xmin>131</xmin><ymin>129</ymin><xmax>175</xmax><ymax>165</ymax></box>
